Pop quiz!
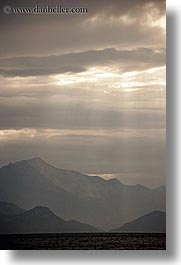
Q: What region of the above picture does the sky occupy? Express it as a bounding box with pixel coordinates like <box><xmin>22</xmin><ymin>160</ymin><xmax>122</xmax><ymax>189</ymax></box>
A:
<box><xmin>0</xmin><ymin>0</ymin><xmax>166</xmax><ymax>188</ymax></box>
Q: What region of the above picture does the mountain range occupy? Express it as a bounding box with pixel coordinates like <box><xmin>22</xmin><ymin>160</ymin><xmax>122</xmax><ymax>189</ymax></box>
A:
<box><xmin>111</xmin><ymin>211</ymin><xmax>166</xmax><ymax>233</ymax></box>
<box><xmin>0</xmin><ymin>202</ymin><xmax>97</xmax><ymax>234</ymax></box>
<box><xmin>0</xmin><ymin>157</ymin><xmax>166</xmax><ymax>230</ymax></box>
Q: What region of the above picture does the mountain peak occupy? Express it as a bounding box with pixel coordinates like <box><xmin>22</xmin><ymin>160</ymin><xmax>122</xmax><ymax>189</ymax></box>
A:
<box><xmin>14</xmin><ymin>157</ymin><xmax>51</xmax><ymax>169</ymax></box>
<box><xmin>26</xmin><ymin>206</ymin><xmax>56</xmax><ymax>218</ymax></box>
<box><xmin>106</xmin><ymin>178</ymin><xmax>122</xmax><ymax>185</ymax></box>
<box><xmin>30</xmin><ymin>206</ymin><xmax>51</xmax><ymax>214</ymax></box>
<box><xmin>0</xmin><ymin>203</ymin><xmax>98</xmax><ymax>233</ymax></box>
<box><xmin>27</xmin><ymin>157</ymin><xmax>47</xmax><ymax>165</ymax></box>
<box><xmin>29</xmin><ymin>157</ymin><xmax>44</xmax><ymax>163</ymax></box>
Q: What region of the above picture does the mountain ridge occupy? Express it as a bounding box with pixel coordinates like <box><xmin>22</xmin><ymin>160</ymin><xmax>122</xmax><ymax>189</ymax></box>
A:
<box><xmin>111</xmin><ymin>211</ymin><xmax>166</xmax><ymax>233</ymax></box>
<box><xmin>1</xmin><ymin>157</ymin><xmax>165</xmax><ymax>191</ymax></box>
<box><xmin>0</xmin><ymin>202</ymin><xmax>98</xmax><ymax>234</ymax></box>
<box><xmin>0</xmin><ymin>201</ymin><xmax>25</xmax><ymax>216</ymax></box>
<box><xmin>0</xmin><ymin>158</ymin><xmax>166</xmax><ymax>230</ymax></box>
<box><xmin>1</xmin><ymin>157</ymin><xmax>164</xmax><ymax>190</ymax></box>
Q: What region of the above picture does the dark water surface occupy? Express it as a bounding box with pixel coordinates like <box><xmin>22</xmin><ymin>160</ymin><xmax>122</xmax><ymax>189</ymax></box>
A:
<box><xmin>0</xmin><ymin>233</ymin><xmax>166</xmax><ymax>250</ymax></box>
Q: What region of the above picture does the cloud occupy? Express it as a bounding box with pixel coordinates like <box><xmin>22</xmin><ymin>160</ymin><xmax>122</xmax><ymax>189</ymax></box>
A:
<box><xmin>0</xmin><ymin>48</ymin><xmax>165</xmax><ymax>77</ymax></box>
<box><xmin>0</xmin><ymin>0</ymin><xmax>165</xmax><ymax>57</ymax></box>
<box><xmin>0</xmin><ymin>66</ymin><xmax>86</xmax><ymax>77</ymax></box>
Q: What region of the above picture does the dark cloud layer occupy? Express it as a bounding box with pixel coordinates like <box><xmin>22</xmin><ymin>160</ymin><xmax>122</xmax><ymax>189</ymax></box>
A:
<box><xmin>0</xmin><ymin>0</ymin><xmax>165</xmax><ymax>57</ymax></box>
<box><xmin>0</xmin><ymin>48</ymin><xmax>165</xmax><ymax>77</ymax></box>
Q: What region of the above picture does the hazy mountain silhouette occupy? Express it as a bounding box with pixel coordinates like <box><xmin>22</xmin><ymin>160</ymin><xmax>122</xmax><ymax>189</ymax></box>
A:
<box><xmin>111</xmin><ymin>211</ymin><xmax>166</xmax><ymax>233</ymax></box>
<box><xmin>0</xmin><ymin>158</ymin><xmax>166</xmax><ymax>230</ymax></box>
<box><xmin>0</xmin><ymin>202</ymin><xmax>97</xmax><ymax>234</ymax></box>
<box><xmin>0</xmin><ymin>201</ymin><xmax>25</xmax><ymax>216</ymax></box>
